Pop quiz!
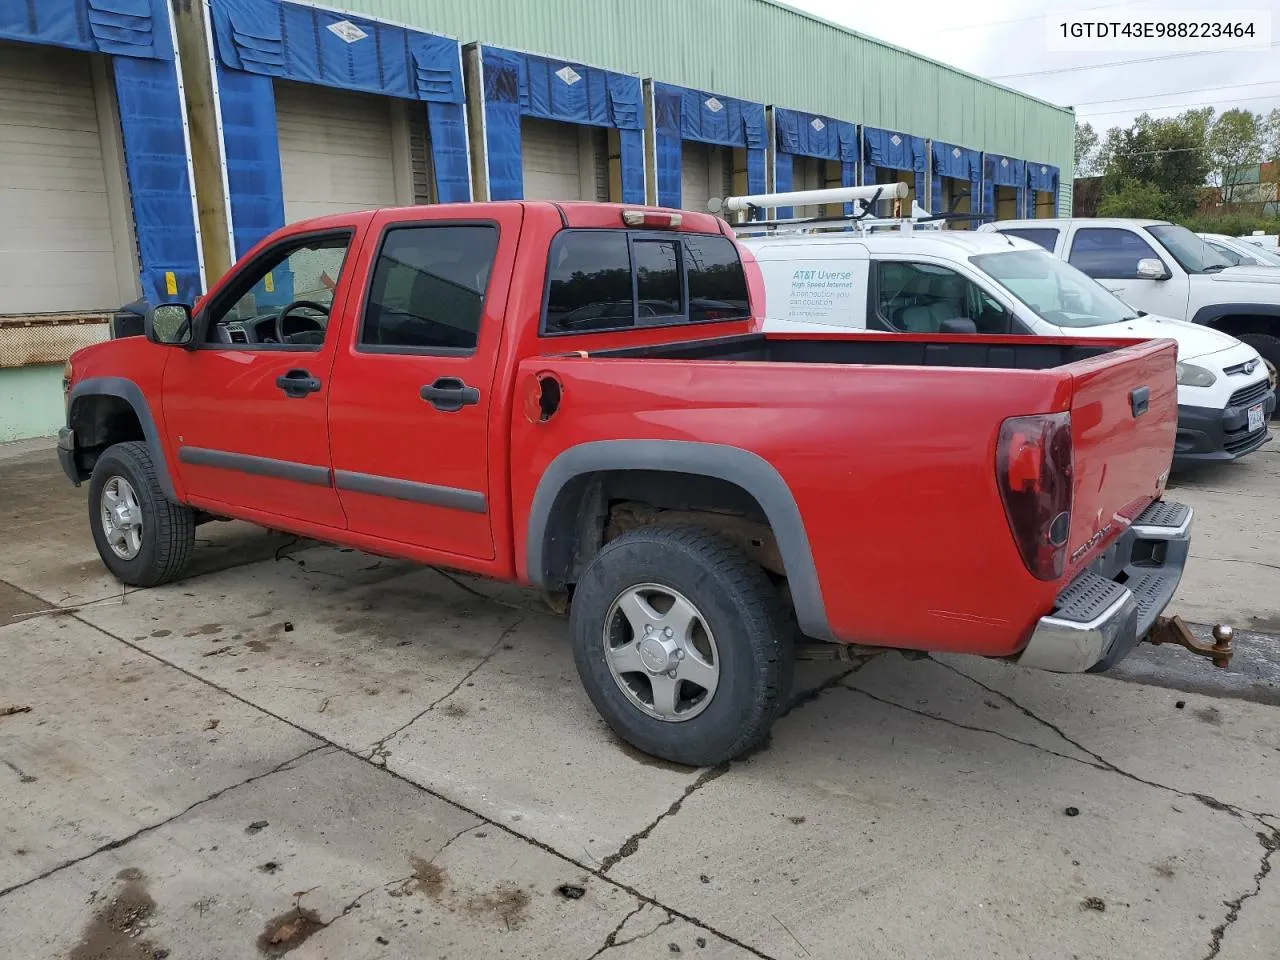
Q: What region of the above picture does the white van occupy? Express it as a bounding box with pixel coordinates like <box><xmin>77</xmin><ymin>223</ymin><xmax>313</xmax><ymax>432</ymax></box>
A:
<box><xmin>736</xmin><ymin>206</ymin><xmax>1274</xmax><ymax>466</ymax></box>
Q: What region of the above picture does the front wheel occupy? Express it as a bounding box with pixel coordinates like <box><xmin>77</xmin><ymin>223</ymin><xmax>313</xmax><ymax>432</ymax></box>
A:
<box><xmin>88</xmin><ymin>441</ymin><xmax>195</xmax><ymax>587</ymax></box>
<box><xmin>570</xmin><ymin>524</ymin><xmax>793</xmax><ymax>767</ymax></box>
<box><xmin>1237</xmin><ymin>333</ymin><xmax>1280</xmax><ymax>419</ymax></box>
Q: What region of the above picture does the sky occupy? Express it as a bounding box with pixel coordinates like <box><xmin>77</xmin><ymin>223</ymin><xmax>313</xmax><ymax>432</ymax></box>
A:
<box><xmin>784</xmin><ymin>0</ymin><xmax>1280</xmax><ymax>134</ymax></box>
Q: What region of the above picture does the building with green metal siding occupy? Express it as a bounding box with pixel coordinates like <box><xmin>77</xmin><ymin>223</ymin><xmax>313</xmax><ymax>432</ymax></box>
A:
<box><xmin>337</xmin><ymin>0</ymin><xmax>1075</xmax><ymax>210</ymax></box>
<box><xmin>0</xmin><ymin>0</ymin><xmax>1074</xmax><ymax>444</ymax></box>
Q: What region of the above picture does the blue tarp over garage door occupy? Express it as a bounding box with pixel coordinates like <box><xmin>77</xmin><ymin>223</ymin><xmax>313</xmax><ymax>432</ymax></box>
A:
<box><xmin>651</xmin><ymin>82</ymin><xmax>766</xmax><ymax>210</ymax></box>
<box><xmin>930</xmin><ymin>140</ymin><xmax>981</xmax><ymax>220</ymax></box>
<box><xmin>982</xmin><ymin>153</ymin><xmax>1026</xmax><ymax>220</ymax></box>
<box><xmin>0</xmin><ymin>0</ymin><xmax>203</xmax><ymax>303</ymax></box>
<box><xmin>771</xmin><ymin>107</ymin><xmax>857</xmax><ymax>220</ymax></box>
<box><xmin>862</xmin><ymin>126</ymin><xmax>927</xmax><ymax>203</ymax></box>
<box><xmin>1027</xmin><ymin>162</ymin><xmax>1060</xmax><ymax>217</ymax></box>
<box><xmin>209</xmin><ymin>0</ymin><xmax>469</xmax><ymax>258</ymax></box>
<box><xmin>479</xmin><ymin>45</ymin><xmax>644</xmax><ymax>203</ymax></box>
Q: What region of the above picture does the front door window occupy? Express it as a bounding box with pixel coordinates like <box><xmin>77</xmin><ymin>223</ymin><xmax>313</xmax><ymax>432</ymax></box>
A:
<box><xmin>874</xmin><ymin>261</ymin><xmax>1013</xmax><ymax>334</ymax></box>
<box><xmin>204</xmin><ymin>233</ymin><xmax>352</xmax><ymax>347</ymax></box>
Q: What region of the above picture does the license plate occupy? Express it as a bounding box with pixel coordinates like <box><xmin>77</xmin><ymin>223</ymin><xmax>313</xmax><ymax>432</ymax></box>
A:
<box><xmin>1249</xmin><ymin>403</ymin><xmax>1265</xmax><ymax>433</ymax></box>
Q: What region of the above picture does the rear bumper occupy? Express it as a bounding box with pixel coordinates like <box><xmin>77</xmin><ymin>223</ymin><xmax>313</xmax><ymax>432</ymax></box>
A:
<box><xmin>1174</xmin><ymin>392</ymin><xmax>1275</xmax><ymax>464</ymax></box>
<box><xmin>1017</xmin><ymin>501</ymin><xmax>1191</xmax><ymax>673</ymax></box>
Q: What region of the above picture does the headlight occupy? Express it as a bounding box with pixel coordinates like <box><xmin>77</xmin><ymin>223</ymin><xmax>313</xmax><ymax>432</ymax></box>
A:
<box><xmin>1176</xmin><ymin>362</ymin><xmax>1216</xmax><ymax>387</ymax></box>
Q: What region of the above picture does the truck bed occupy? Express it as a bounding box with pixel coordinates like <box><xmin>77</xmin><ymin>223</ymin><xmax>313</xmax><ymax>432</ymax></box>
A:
<box><xmin>515</xmin><ymin>329</ymin><xmax>1178</xmax><ymax>656</ymax></box>
<box><xmin>573</xmin><ymin>331</ymin><xmax>1117</xmax><ymax>369</ymax></box>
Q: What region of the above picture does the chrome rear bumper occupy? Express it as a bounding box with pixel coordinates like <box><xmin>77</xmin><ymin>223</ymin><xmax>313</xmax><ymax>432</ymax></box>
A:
<box><xmin>1017</xmin><ymin>501</ymin><xmax>1192</xmax><ymax>674</ymax></box>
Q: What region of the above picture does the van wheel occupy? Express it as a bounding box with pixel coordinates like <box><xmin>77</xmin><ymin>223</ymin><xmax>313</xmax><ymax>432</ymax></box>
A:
<box><xmin>570</xmin><ymin>524</ymin><xmax>793</xmax><ymax>767</ymax></box>
<box><xmin>1238</xmin><ymin>333</ymin><xmax>1280</xmax><ymax>418</ymax></box>
<box><xmin>88</xmin><ymin>442</ymin><xmax>195</xmax><ymax>587</ymax></box>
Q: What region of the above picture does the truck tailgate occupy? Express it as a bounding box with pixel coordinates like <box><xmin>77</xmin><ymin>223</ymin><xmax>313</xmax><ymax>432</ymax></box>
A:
<box><xmin>1064</xmin><ymin>337</ymin><xmax>1177</xmax><ymax>577</ymax></box>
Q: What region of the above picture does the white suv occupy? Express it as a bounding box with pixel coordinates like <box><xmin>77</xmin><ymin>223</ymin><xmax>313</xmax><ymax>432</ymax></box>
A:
<box><xmin>744</xmin><ymin>229</ymin><xmax>1275</xmax><ymax>465</ymax></box>
<box><xmin>979</xmin><ymin>218</ymin><xmax>1280</xmax><ymax>398</ymax></box>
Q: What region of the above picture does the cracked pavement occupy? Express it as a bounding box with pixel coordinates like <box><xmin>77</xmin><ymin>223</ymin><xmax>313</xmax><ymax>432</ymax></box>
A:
<box><xmin>2</xmin><ymin>445</ymin><xmax>1280</xmax><ymax>958</ymax></box>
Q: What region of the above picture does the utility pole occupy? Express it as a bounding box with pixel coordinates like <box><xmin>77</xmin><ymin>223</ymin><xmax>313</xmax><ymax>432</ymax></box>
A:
<box><xmin>171</xmin><ymin>0</ymin><xmax>234</xmax><ymax>284</ymax></box>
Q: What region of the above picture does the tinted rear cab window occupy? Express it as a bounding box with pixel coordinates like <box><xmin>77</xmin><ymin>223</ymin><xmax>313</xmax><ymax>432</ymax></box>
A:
<box><xmin>543</xmin><ymin>230</ymin><xmax>751</xmax><ymax>335</ymax></box>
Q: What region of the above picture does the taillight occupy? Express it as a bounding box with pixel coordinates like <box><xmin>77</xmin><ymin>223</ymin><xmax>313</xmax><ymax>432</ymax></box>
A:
<box><xmin>621</xmin><ymin>209</ymin><xmax>683</xmax><ymax>228</ymax></box>
<box><xmin>996</xmin><ymin>412</ymin><xmax>1074</xmax><ymax>581</ymax></box>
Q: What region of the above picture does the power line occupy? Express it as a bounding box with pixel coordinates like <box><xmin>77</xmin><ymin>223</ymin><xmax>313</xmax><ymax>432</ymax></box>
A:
<box><xmin>1080</xmin><ymin>91</ymin><xmax>1280</xmax><ymax>118</ymax></box>
<box><xmin>1072</xmin><ymin>78</ymin><xmax>1280</xmax><ymax>108</ymax></box>
<box><xmin>989</xmin><ymin>42</ymin><xmax>1279</xmax><ymax>80</ymax></box>
<box><xmin>1090</xmin><ymin>145</ymin><xmax>1213</xmax><ymax>157</ymax></box>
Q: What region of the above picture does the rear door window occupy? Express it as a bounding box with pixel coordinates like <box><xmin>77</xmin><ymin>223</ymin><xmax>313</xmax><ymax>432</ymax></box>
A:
<box><xmin>542</xmin><ymin>231</ymin><xmax>751</xmax><ymax>335</ymax></box>
<box><xmin>360</xmin><ymin>225</ymin><xmax>499</xmax><ymax>353</ymax></box>
<box><xmin>1067</xmin><ymin>228</ymin><xmax>1163</xmax><ymax>280</ymax></box>
<box><xmin>998</xmin><ymin>227</ymin><xmax>1060</xmax><ymax>252</ymax></box>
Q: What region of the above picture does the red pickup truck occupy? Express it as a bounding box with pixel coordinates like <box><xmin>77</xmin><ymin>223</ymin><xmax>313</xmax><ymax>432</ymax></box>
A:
<box><xmin>59</xmin><ymin>201</ymin><xmax>1191</xmax><ymax>766</ymax></box>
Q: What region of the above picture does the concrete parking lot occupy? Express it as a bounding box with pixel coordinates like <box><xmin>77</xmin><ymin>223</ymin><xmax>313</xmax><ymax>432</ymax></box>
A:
<box><xmin>2</xmin><ymin>440</ymin><xmax>1279</xmax><ymax>960</ymax></box>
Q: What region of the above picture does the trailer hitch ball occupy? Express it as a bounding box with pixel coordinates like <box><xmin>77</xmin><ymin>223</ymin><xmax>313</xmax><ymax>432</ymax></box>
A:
<box><xmin>1144</xmin><ymin>616</ymin><xmax>1235</xmax><ymax>669</ymax></box>
<box><xmin>1211</xmin><ymin>624</ymin><xmax>1234</xmax><ymax>667</ymax></box>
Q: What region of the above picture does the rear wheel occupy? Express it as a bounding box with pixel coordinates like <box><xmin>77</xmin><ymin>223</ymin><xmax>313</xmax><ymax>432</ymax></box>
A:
<box><xmin>1237</xmin><ymin>333</ymin><xmax>1280</xmax><ymax>419</ymax></box>
<box><xmin>570</xmin><ymin>524</ymin><xmax>793</xmax><ymax>767</ymax></box>
<box><xmin>88</xmin><ymin>442</ymin><xmax>195</xmax><ymax>587</ymax></box>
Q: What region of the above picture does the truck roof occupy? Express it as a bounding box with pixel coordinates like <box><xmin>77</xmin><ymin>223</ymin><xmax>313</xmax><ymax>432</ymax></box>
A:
<box><xmin>741</xmin><ymin>229</ymin><xmax>1042</xmax><ymax>260</ymax></box>
<box><xmin>268</xmin><ymin>201</ymin><xmax>729</xmax><ymax>238</ymax></box>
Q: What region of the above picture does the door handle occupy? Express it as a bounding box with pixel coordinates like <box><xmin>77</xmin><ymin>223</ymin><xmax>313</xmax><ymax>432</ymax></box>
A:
<box><xmin>276</xmin><ymin>369</ymin><xmax>322</xmax><ymax>398</ymax></box>
<box><xmin>420</xmin><ymin>376</ymin><xmax>480</xmax><ymax>412</ymax></box>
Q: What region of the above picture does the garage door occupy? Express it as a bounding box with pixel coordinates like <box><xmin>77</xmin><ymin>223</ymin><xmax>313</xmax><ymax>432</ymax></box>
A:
<box><xmin>681</xmin><ymin>141</ymin><xmax>713</xmax><ymax>212</ymax></box>
<box><xmin>793</xmin><ymin>155</ymin><xmax>825</xmax><ymax>218</ymax></box>
<box><xmin>275</xmin><ymin>80</ymin><xmax>398</xmax><ymax>222</ymax></box>
<box><xmin>0</xmin><ymin>42</ymin><xmax>132</xmax><ymax>314</ymax></box>
<box><xmin>521</xmin><ymin>118</ymin><xmax>584</xmax><ymax>200</ymax></box>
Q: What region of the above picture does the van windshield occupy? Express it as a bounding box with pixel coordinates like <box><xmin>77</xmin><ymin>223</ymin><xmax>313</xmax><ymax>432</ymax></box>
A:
<box><xmin>971</xmin><ymin>249</ymin><xmax>1139</xmax><ymax>328</ymax></box>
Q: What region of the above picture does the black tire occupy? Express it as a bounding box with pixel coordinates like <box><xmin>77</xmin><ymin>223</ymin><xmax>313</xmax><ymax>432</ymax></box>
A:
<box><xmin>570</xmin><ymin>524</ymin><xmax>794</xmax><ymax>767</ymax></box>
<box><xmin>88</xmin><ymin>441</ymin><xmax>195</xmax><ymax>587</ymax></box>
<box><xmin>1237</xmin><ymin>333</ymin><xmax>1280</xmax><ymax>419</ymax></box>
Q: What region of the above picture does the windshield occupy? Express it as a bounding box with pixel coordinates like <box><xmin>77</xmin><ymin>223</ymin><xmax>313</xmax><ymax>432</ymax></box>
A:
<box><xmin>1147</xmin><ymin>224</ymin><xmax>1232</xmax><ymax>274</ymax></box>
<box><xmin>971</xmin><ymin>249</ymin><xmax>1139</xmax><ymax>328</ymax></box>
<box><xmin>1227</xmin><ymin>239</ymin><xmax>1280</xmax><ymax>266</ymax></box>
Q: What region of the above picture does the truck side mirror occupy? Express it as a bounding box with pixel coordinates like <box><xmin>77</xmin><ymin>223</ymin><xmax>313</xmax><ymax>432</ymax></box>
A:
<box><xmin>1135</xmin><ymin>258</ymin><xmax>1170</xmax><ymax>281</ymax></box>
<box><xmin>145</xmin><ymin>303</ymin><xmax>194</xmax><ymax>347</ymax></box>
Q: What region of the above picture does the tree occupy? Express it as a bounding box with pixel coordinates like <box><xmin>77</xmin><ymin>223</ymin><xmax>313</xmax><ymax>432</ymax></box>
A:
<box><xmin>1207</xmin><ymin>108</ymin><xmax>1262</xmax><ymax>204</ymax></box>
<box><xmin>1260</xmin><ymin>109</ymin><xmax>1280</xmax><ymax>202</ymax></box>
<box><xmin>1263</xmin><ymin>109</ymin><xmax>1280</xmax><ymax>165</ymax></box>
<box><xmin>1096</xmin><ymin>178</ymin><xmax>1174</xmax><ymax>219</ymax></box>
<box><xmin>1099</xmin><ymin>109</ymin><xmax>1212</xmax><ymax>218</ymax></box>
<box><xmin>1075</xmin><ymin>121</ymin><xmax>1099</xmax><ymax>176</ymax></box>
